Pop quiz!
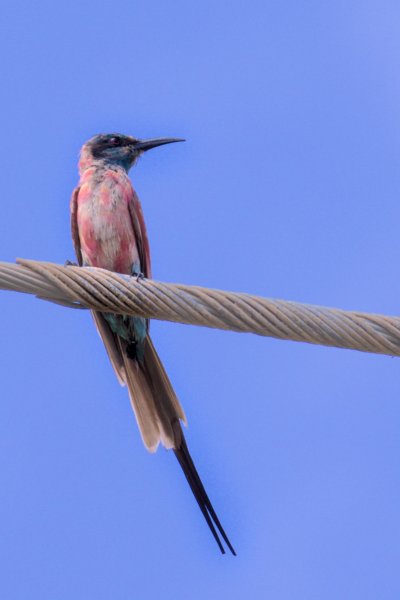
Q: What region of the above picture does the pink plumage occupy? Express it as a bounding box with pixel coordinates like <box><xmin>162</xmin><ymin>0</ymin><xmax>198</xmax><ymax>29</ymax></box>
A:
<box><xmin>70</xmin><ymin>133</ymin><xmax>235</xmax><ymax>555</ymax></box>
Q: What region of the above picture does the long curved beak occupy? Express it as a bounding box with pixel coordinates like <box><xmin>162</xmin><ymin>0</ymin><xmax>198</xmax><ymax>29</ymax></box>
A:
<box><xmin>133</xmin><ymin>137</ymin><xmax>185</xmax><ymax>152</ymax></box>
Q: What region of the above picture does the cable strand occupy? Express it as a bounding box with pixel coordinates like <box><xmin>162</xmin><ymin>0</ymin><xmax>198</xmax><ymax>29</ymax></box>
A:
<box><xmin>0</xmin><ymin>259</ymin><xmax>398</xmax><ymax>358</ymax></box>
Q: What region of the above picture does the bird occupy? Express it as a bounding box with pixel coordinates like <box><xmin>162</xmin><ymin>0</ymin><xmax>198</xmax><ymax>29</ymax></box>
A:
<box><xmin>70</xmin><ymin>133</ymin><xmax>235</xmax><ymax>555</ymax></box>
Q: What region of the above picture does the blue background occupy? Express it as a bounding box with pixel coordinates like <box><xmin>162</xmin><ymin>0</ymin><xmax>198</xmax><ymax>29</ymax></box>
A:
<box><xmin>1</xmin><ymin>1</ymin><xmax>400</xmax><ymax>598</ymax></box>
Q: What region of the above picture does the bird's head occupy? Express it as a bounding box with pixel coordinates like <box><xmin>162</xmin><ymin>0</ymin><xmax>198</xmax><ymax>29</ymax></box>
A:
<box><xmin>79</xmin><ymin>133</ymin><xmax>184</xmax><ymax>173</ymax></box>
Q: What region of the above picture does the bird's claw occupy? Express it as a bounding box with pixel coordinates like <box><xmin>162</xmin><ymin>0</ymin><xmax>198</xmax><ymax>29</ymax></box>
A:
<box><xmin>65</xmin><ymin>259</ymin><xmax>78</xmax><ymax>267</ymax></box>
<box><xmin>134</xmin><ymin>272</ymin><xmax>145</xmax><ymax>282</ymax></box>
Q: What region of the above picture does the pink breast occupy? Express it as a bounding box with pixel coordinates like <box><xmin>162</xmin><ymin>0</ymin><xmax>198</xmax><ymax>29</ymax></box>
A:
<box><xmin>77</xmin><ymin>172</ymin><xmax>140</xmax><ymax>274</ymax></box>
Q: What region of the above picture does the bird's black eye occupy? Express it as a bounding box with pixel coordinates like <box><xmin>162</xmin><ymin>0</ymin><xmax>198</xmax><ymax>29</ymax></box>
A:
<box><xmin>108</xmin><ymin>136</ymin><xmax>120</xmax><ymax>146</ymax></box>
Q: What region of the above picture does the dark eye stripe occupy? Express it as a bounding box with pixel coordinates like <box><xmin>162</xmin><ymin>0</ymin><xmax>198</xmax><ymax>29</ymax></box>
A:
<box><xmin>91</xmin><ymin>135</ymin><xmax>130</xmax><ymax>157</ymax></box>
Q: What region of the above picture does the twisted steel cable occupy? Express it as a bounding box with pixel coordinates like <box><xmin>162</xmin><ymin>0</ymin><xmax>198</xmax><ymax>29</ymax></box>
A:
<box><xmin>0</xmin><ymin>258</ymin><xmax>399</xmax><ymax>357</ymax></box>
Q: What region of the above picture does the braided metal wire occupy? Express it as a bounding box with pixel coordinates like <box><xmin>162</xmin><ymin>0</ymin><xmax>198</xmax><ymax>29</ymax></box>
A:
<box><xmin>0</xmin><ymin>259</ymin><xmax>399</xmax><ymax>357</ymax></box>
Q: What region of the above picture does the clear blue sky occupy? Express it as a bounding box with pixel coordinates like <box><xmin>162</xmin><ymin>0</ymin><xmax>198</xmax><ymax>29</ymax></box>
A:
<box><xmin>1</xmin><ymin>1</ymin><xmax>400</xmax><ymax>598</ymax></box>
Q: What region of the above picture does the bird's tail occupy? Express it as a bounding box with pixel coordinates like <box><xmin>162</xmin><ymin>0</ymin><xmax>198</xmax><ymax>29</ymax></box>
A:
<box><xmin>173</xmin><ymin>422</ymin><xmax>236</xmax><ymax>555</ymax></box>
<box><xmin>92</xmin><ymin>312</ymin><xmax>234</xmax><ymax>553</ymax></box>
<box><xmin>122</xmin><ymin>335</ymin><xmax>236</xmax><ymax>555</ymax></box>
<box><xmin>121</xmin><ymin>334</ymin><xmax>186</xmax><ymax>451</ymax></box>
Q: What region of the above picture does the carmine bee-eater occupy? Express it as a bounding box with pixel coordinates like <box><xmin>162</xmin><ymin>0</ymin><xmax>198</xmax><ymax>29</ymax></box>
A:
<box><xmin>70</xmin><ymin>133</ymin><xmax>235</xmax><ymax>555</ymax></box>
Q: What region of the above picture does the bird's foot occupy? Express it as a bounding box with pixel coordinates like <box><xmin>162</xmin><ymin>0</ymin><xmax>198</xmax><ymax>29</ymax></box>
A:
<box><xmin>133</xmin><ymin>271</ymin><xmax>145</xmax><ymax>282</ymax></box>
<box><xmin>64</xmin><ymin>259</ymin><xmax>78</xmax><ymax>267</ymax></box>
